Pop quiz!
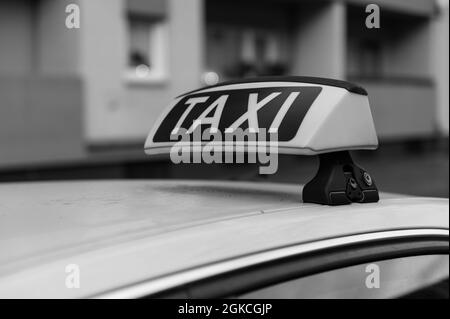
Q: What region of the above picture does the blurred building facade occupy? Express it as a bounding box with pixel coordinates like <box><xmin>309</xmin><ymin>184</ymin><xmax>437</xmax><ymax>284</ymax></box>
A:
<box><xmin>0</xmin><ymin>0</ymin><xmax>448</xmax><ymax>169</ymax></box>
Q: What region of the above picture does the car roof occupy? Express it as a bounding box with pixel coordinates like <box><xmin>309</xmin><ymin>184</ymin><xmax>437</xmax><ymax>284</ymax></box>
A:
<box><xmin>0</xmin><ymin>180</ymin><xmax>448</xmax><ymax>298</ymax></box>
<box><xmin>0</xmin><ymin>180</ymin><xmax>313</xmax><ymax>267</ymax></box>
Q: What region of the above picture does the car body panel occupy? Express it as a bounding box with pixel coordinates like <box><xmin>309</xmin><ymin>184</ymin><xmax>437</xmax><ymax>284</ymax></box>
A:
<box><xmin>0</xmin><ymin>180</ymin><xmax>448</xmax><ymax>298</ymax></box>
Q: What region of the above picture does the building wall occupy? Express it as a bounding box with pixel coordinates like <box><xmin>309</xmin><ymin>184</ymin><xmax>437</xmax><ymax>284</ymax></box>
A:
<box><xmin>79</xmin><ymin>0</ymin><xmax>204</xmax><ymax>144</ymax></box>
<box><xmin>0</xmin><ymin>0</ymin><xmax>84</xmax><ymax>168</ymax></box>
<box><xmin>433</xmin><ymin>0</ymin><xmax>449</xmax><ymax>136</ymax></box>
<box><xmin>292</xmin><ymin>1</ymin><xmax>346</xmax><ymax>79</ymax></box>
<box><xmin>0</xmin><ymin>0</ymin><xmax>447</xmax><ymax>170</ymax></box>
<box><xmin>36</xmin><ymin>0</ymin><xmax>82</xmax><ymax>76</ymax></box>
<box><xmin>78</xmin><ymin>0</ymin><xmax>127</xmax><ymax>143</ymax></box>
<box><xmin>345</xmin><ymin>3</ymin><xmax>438</xmax><ymax>139</ymax></box>
<box><xmin>0</xmin><ymin>76</ymin><xmax>84</xmax><ymax>168</ymax></box>
<box><xmin>361</xmin><ymin>81</ymin><xmax>436</xmax><ymax>139</ymax></box>
<box><xmin>0</xmin><ymin>1</ymin><xmax>34</xmax><ymax>75</ymax></box>
<box><xmin>383</xmin><ymin>19</ymin><xmax>432</xmax><ymax>79</ymax></box>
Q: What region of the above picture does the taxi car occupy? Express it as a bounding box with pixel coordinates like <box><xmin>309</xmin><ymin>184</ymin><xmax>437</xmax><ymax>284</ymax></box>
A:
<box><xmin>0</xmin><ymin>77</ymin><xmax>448</xmax><ymax>299</ymax></box>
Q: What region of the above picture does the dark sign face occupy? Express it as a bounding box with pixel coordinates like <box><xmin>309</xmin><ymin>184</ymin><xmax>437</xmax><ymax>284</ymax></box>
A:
<box><xmin>153</xmin><ymin>86</ymin><xmax>322</xmax><ymax>142</ymax></box>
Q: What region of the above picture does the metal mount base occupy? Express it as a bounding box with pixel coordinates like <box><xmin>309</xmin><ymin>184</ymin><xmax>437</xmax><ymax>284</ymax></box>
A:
<box><xmin>303</xmin><ymin>151</ymin><xmax>379</xmax><ymax>206</ymax></box>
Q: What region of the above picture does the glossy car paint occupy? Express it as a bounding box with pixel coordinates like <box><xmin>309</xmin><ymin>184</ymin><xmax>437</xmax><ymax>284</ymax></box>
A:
<box><xmin>0</xmin><ymin>180</ymin><xmax>448</xmax><ymax>298</ymax></box>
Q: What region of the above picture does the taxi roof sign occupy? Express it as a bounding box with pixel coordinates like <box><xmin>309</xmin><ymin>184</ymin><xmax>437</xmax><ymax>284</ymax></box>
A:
<box><xmin>144</xmin><ymin>76</ymin><xmax>379</xmax><ymax>205</ymax></box>
<box><xmin>144</xmin><ymin>76</ymin><xmax>378</xmax><ymax>156</ymax></box>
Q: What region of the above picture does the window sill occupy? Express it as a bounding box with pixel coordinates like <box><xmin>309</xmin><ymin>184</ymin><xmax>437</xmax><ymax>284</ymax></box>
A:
<box><xmin>124</xmin><ymin>74</ymin><xmax>169</xmax><ymax>87</ymax></box>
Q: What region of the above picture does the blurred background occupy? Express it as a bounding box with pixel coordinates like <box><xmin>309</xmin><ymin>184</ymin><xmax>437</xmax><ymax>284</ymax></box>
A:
<box><xmin>0</xmin><ymin>0</ymin><xmax>448</xmax><ymax>197</ymax></box>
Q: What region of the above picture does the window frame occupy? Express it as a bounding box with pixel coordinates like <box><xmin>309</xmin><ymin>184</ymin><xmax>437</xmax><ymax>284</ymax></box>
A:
<box><xmin>125</xmin><ymin>16</ymin><xmax>169</xmax><ymax>85</ymax></box>
<box><xmin>94</xmin><ymin>228</ymin><xmax>449</xmax><ymax>298</ymax></box>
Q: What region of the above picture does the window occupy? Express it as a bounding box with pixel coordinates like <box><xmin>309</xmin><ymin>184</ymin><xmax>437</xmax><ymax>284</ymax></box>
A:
<box><xmin>205</xmin><ymin>26</ymin><xmax>289</xmax><ymax>81</ymax></box>
<box><xmin>357</xmin><ymin>39</ymin><xmax>383</xmax><ymax>78</ymax></box>
<box><xmin>141</xmin><ymin>231</ymin><xmax>449</xmax><ymax>299</ymax></box>
<box><xmin>238</xmin><ymin>29</ymin><xmax>288</xmax><ymax>77</ymax></box>
<box><xmin>239</xmin><ymin>255</ymin><xmax>449</xmax><ymax>299</ymax></box>
<box><xmin>126</xmin><ymin>17</ymin><xmax>168</xmax><ymax>83</ymax></box>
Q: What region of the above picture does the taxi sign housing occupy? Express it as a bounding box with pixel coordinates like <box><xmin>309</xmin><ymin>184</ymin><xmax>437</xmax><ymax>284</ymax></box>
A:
<box><xmin>144</xmin><ymin>76</ymin><xmax>380</xmax><ymax>205</ymax></box>
<box><xmin>145</xmin><ymin>76</ymin><xmax>378</xmax><ymax>155</ymax></box>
